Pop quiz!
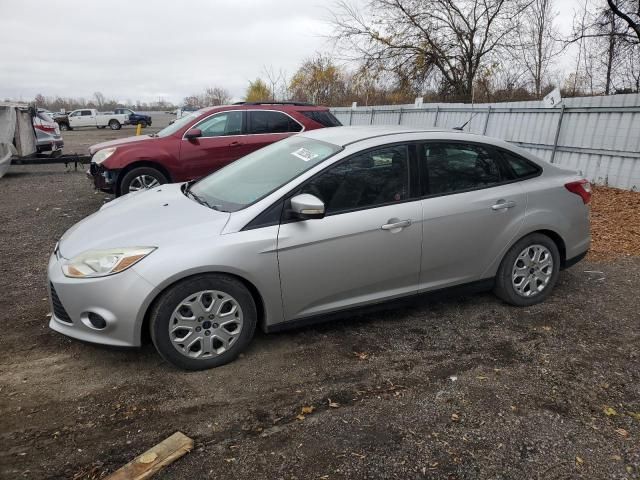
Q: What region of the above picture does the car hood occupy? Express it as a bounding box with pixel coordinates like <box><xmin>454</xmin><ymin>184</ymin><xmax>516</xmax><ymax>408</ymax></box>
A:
<box><xmin>89</xmin><ymin>135</ymin><xmax>155</xmax><ymax>155</ymax></box>
<box><xmin>58</xmin><ymin>183</ymin><xmax>230</xmax><ymax>259</ymax></box>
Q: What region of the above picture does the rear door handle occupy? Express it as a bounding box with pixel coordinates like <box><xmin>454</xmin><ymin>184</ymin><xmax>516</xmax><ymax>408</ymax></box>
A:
<box><xmin>229</xmin><ymin>141</ymin><xmax>243</xmax><ymax>147</ymax></box>
<box><xmin>381</xmin><ymin>219</ymin><xmax>412</xmax><ymax>231</ymax></box>
<box><xmin>491</xmin><ymin>200</ymin><xmax>516</xmax><ymax>211</ymax></box>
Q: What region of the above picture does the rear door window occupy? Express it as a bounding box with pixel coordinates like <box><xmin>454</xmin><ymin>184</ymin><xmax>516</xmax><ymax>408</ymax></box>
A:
<box><xmin>248</xmin><ymin>111</ymin><xmax>301</xmax><ymax>134</ymax></box>
<box><xmin>421</xmin><ymin>143</ymin><xmax>505</xmax><ymax>195</ymax></box>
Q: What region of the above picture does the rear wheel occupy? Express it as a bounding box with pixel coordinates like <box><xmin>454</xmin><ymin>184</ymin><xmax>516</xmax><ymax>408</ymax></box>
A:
<box><xmin>108</xmin><ymin>120</ymin><xmax>121</xmax><ymax>130</ymax></box>
<box><xmin>150</xmin><ymin>274</ymin><xmax>257</xmax><ymax>370</ymax></box>
<box><xmin>59</xmin><ymin>123</ymin><xmax>69</xmax><ymax>131</ymax></box>
<box><xmin>494</xmin><ymin>233</ymin><xmax>560</xmax><ymax>306</ymax></box>
<box><xmin>118</xmin><ymin>166</ymin><xmax>168</xmax><ymax>196</ymax></box>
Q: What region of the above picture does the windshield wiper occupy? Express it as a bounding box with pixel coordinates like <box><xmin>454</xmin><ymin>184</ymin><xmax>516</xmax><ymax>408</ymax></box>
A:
<box><xmin>184</xmin><ymin>182</ymin><xmax>225</xmax><ymax>211</ymax></box>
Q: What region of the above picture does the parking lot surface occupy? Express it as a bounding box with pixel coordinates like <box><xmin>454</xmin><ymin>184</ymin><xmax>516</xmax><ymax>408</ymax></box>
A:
<box><xmin>0</xmin><ymin>143</ymin><xmax>638</xmax><ymax>479</ymax></box>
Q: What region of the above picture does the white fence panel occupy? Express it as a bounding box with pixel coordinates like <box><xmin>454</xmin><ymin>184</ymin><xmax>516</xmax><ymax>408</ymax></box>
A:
<box><xmin>331</xmin><ymin>93</ymin><xmax>640</xmax><ymax>190</ymax></box>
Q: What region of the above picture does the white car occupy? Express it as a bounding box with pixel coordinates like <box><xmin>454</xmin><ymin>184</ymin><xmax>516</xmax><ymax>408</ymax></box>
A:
<box><xmin>58</xmin><ymin>109</ymin><xmax>129</xmax><ymax>131</ymax></box>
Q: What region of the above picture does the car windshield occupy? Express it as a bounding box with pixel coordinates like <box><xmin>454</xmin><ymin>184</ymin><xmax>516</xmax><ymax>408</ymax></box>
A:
<box><xmin>190</xmin><ymin>136</ymin><xmax>342</xmax><ymax>212</ymax></box>
<box><xmin>155</xmin><ymin>110</ymin><xmax>205</xmax><ymax>138</ymax></box>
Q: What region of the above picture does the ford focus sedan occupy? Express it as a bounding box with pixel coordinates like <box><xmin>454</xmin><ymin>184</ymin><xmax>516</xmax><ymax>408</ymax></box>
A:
<box><xmin>48</xmin><ymin>127</ymin><xmax>591</xmax><ymax>370</ymax></box>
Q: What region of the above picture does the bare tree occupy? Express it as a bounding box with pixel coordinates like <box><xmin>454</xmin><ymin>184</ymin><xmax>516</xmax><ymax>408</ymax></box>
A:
<box><xmin>93</xmin><ymin>91</ymin><xmax>105</xmax><ymax>109</ymax></box>
<box><xmin>515</xmin><ymin>0</ymin><xmax>561</xmax><ymax>98</ymax></box>
<box><xmin>263</xmin><ymin>65</ymin><xmax>289</xmax><ymax>101</ymax></box>
<box><xmin>568</xmin><ymin>0</ymin><xmax>640</xmax><ymax>94</ymax></box>
<box><xmin>203</xmin><ymin>86</ymin><xmax>231</xmax><ymax>106</ymax></box>
<box><xmin>606</xmin><ymin>0</ymin><xmax>640</xmax><ymax>42</ymax></box>
<box><xmin>331</xmin><ymin>0</ymin><xmax>531</xmax><ymax>101</ymax></box>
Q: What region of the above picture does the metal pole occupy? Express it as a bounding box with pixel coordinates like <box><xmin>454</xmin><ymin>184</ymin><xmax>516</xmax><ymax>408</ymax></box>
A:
<box><xmin>348</xmin><ymin>109</ymin><xmax>353</xmax><ymax>126</ymax></box>
<box><xmin>551</xmin><ymin>104</ymin><xmax>566</xmax><ymax>164</ymax></box>
<box><xmin>370</xmin><ymin>109</ymin><xmax>375</xmax><ymax>125</ymax></box>
<box><xmin>397</xmin><ymin>107</ymin><xmax>403</xmax><ymax>125</ymax></box>
<box><xmin>433</xmin><ymin>106</ymin><xmax>440</xmax><ymax>127</ymax></box>
<box><xmin>482</xmin><ymin>106</ymin><xmax>491</xmax><ymax>135</ymax></box>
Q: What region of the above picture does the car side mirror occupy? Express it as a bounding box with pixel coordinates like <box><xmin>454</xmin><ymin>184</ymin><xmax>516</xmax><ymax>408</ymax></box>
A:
<box><xmin>185</xmin><ymin>128</ymin><xmax>202</xmax><ymax>140</ymax></box>
<box><xmin>290</xmin><ymin>194</ymin><xmax>325</xmax><ymax>220</ymax></box>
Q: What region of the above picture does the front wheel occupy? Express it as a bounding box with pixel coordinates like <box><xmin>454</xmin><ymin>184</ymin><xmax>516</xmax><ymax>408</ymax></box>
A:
<box><xmin>108</xmin><ymin>120</ymin><xmax>121</xmax><ymax>130</ymax></box>
<box><xmin>59</xmin><ymin>123</ymin><xmax>70</xmax><ymax>131</ymax></box>
<box><xmin>493</xmin><ymin>233</ymin><xmax>560</xmax><ymax>306</ymax></box>
<box><xmin>150</xmin><ymin>274</ymin><xmax>257</xmax><ymax>370</ymax></box>
<box><xmin>118</xmin><ymin>166</ymin><xmax>168</xmax><ymax>196</ymax></box>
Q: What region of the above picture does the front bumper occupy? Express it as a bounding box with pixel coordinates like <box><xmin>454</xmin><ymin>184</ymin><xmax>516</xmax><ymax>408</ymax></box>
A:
<box><xmin>88</xmin><ymin>162</ymin><xmax>118</xmax><ymax>193</ymax></box>
<box><xmin>47</xmin><ymin>252</ymin><xmax>157</xmax><ymax>347</ymax></box>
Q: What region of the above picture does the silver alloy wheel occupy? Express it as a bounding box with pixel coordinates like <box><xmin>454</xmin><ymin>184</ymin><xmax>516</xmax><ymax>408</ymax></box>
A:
<box><xmin>128</xmin><ymin>175</ymin><xmax>160</xmax><ymax>191</ymax></box>
<box><xmin>169</xmin><ymin>290</ymin><xmax>244</xmax><ymax>359</ymax></box>
<box><xmin>511</xmin><ymin>244</ymin><xmax>554</xmax><ymax>297</ymax></box>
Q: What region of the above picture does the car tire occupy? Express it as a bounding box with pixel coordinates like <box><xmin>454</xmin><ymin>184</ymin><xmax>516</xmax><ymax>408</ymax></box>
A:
<box><xmin>493</xmin><ymin>233</ymin><xmax>560</xmax><ymax>306</ymax></box>
<box><xmin>118</xmin><ymin>166</ymin><xmax>168</xmax><ymax>196</ymax></box>
<box><xmin>139</xmin><ymin>120</ymin><xmax>147</xmax><ymax>128</ymax></box>
<box><xmin>150</xmin><ymin>274</ymin><xmax>257</xmax><ymax>370</ymax></box>
<box><xmin>109</xmin><ymin>120</ymin><xmax>121</xmax><ymax>130</ymax></box>
<box><xmin>59</xmin><ymin>123</ymin><xmax>69</xmax><ymax>131</ymax></box>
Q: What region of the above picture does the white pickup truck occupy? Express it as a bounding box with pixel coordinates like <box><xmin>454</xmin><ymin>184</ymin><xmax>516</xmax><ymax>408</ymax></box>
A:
<box><xmin>58</xmin><ymin>108</ymin><xmax>130</xmax><ymax>131</ymax></box>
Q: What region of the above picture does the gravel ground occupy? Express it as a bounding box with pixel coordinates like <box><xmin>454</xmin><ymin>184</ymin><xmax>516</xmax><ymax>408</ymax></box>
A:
<box><xmin>0</xmin><ymin>156</ymin><xmax>638</xmax><ymax>479</ymax></box>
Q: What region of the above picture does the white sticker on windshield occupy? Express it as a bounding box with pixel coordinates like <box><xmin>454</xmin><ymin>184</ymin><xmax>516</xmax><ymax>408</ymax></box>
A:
<box><xmin>291</xmin><ymin>147</ymin><xmax>318</xmax><ymax>162</ymax></box>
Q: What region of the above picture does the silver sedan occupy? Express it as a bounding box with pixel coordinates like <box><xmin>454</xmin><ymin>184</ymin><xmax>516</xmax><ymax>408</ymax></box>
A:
<box><xmin>48</xmin><ymin>127</ymin><xmax>591</xmax><ymax>370</ymax></box>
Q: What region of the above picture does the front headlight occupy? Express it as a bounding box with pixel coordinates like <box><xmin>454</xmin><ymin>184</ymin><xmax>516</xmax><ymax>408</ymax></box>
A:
<box><xmin>92</xmin><ymin>147</ymin><xmax>116</xmax><ymax>164</ymax></box>
<box><xmin>62</xmin><ymin>247</ymin><xmax>156</xmax><ymax>278</ymax></box>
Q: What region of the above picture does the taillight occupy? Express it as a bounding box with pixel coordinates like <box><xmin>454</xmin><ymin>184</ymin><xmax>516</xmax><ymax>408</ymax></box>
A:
<box><xmin>565</xmin><ymin>179</ymin><xmax>592</xmax><ymax>204</ymax></box>
<box><xmin>34</xmin><ymin>124</ymin><xmax>56</xmax><ymax>134</ymax></box>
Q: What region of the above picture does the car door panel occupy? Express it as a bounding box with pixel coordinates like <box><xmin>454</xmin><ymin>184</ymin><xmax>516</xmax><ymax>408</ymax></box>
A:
<box><xmin>277</xmin><ymin>201</ymin><xmax>423</xmax><ymax>320</ymax></box>
<box><xmin>419</xmin><ymin>182</ymin><xmax>527</xmax><ymax>291</ymax></box>
<box><xmin>178</xmin><ymin>111</ymin><xmax>249</xmax><ymax>180</ymax></box>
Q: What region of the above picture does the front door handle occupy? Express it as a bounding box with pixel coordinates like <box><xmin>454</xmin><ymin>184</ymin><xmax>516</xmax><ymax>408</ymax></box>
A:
<box><xmin>381</xmin><ymin>219</ymin><xmax>412</xmax><ymax>231</ymax></box>
<box><xmin>229</xmin><ymin>141</ymin><xmax>243</xmax><ymax>147</ymax></box>
<box><xmin>491</xmin><ymin>200</ymin><xmax>516</xmax><ymax>211</ymax></box>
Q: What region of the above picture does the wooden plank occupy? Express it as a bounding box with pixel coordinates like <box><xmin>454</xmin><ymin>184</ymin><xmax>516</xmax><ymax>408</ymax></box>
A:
<box><xmin>105</xmin><ymin>432</ymin><xmax>194</xmax><ymax>480</ymax></box>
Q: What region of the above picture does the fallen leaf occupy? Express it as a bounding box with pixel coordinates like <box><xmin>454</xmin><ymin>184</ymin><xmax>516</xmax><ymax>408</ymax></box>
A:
<box><xmin>451</xmin><ymin>413</ymin><xmax>460</xmax><ymax>422</ymax></box>
<box><xmin>542</xmin><ymin>326</ymin><xmax>552</xmax><ymax>331</ymax></box>
<box><xmin>575</xmin><ymin>456</ymin><xmax>584</xmax><ymax>465</ymax></box>
<box><xmin>138</xmin><ymin>452</ymin><xmax>157</xmax><ymax>464</ymax></box>
<box><xmin>627</xmin><ymin>412</ymin><xmax>640</xmax><ymax>421</ymax></box>
<box><xmin>476</xmin><ymin>376</ymin><xmax>488</xmax><ymax>380</ymax></box>
<box><xmin>353</xmin><ymin>352</ymin><xmax>369</xmax><ymax>360</ymax></box>
<box><xmin>328</xmin><ymin>399</ymin><xmax>340</xmax><ymax>408</ymax></box>
<box><xmin>301</xmin><ymin>406</ymin><xmax>315</xmax><ymax>415</ymax></box>
<box><xmin>615</xmin><ymin>428</ymin><xmax>629</xmax><ymax>438</ymax></box>
<box><xmin>224</xmin><ymin>458</ymin><xmax>236</xmax><ymax>463</ymax></box>
<box><xmin>603</xmin><ymin>406</ymin><xmax>618</xmax><ymax>416</ymax></box>
<box><xmin>296</xmin><ymin>414</ymin><xmax>305</xmax><ymax>421</ymax></box>
<box><xmin>611</xmin><ymin>454</ymin><xmax>622</xmax><ymax>461</ymax></box>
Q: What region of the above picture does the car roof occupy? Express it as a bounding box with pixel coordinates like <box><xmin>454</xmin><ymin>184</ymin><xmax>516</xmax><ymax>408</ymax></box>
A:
<box><xmin>197</xmin><ymin>103</ymin><xmax>331</xmax><ymax>114</ymax></box>
<box><xmin>298</xmin><ymin>125</ymin><xmax>452</xmax><ymax>147</ymax></box>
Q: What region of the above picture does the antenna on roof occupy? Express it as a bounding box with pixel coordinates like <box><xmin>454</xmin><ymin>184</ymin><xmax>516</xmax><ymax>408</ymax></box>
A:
<box><xmin>453</xmin><ymin>112</ymin><xmax>480</xmax><ymax>131</ymax></box>
<box><xmin>454</xmin><ymin>77</ymin><xmax>477</xmax><ymax>131</ymax></box>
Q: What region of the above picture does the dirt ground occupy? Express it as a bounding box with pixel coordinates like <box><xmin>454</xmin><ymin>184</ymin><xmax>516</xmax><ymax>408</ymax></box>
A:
<box><xmin>0</xmin><ymin>130</ymin><xmax>639</xmax><ymax>479</ymax></box>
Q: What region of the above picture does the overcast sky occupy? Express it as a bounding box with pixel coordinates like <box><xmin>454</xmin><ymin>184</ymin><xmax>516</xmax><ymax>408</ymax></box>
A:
<box><xmin>0</xmin><ymin>0</ymin><xmax>583</xmax><ymax>105</ymax></box>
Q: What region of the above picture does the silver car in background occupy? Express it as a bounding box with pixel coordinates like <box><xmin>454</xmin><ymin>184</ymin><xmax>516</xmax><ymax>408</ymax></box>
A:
<box><xmin>48</xmin><ymin>126</ymin><xmax>591</xmax><ymax>370</ymax></box>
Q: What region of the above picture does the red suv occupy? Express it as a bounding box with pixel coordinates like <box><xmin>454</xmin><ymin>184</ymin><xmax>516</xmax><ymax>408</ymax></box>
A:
<box><xmin>88</xmin><ymin>102</ymin><xmax>341</xmax><ymax>196</ymax></box>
